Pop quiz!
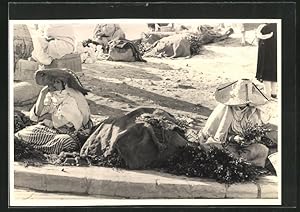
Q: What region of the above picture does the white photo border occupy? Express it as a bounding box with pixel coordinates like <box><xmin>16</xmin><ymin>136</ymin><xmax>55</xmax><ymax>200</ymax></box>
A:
<box><xmin>9</xmin><ymin>18</ymin><xmax>282</xmax><ymax>206</ymax></box>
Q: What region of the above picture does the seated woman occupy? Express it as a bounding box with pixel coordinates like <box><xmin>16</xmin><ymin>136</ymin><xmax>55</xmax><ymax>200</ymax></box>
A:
<box><xmin>15</xmin><ymin>68</ymin><xmax>92</xmax><ymax>154</ymax></box>
<box><xmin>199</xmin><ymin>79</ymin><xmax>277</xmax><ymax>168</ymax></box>
<box><xmin>27</xmin><ymin>24</ymin><xmax>76</xmax><ymax>65</ymax></box>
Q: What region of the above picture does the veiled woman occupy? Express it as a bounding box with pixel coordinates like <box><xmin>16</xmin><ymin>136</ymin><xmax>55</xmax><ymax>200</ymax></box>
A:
<box><xmin>15</xmin><ymin>68</ymin><xmax>92</xmax><ymax>154</ymax></box>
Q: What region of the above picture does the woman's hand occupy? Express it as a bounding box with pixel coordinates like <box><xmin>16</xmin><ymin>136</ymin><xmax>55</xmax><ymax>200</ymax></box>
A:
<box><xmin>228</xmin><ymin>134</ymin><xmax>244</xmax><ymax>144</ymax></box>
<box><xmin>40</xmin><ymin>86</ymin><xmax>50</xmax><ymax>95</ymax></box>
<box><xmin>233</xmin><ymin>135</ymin><xmax>245</xmax><ymax>143</ymax></box>
<box><xmin>34</xmin><ymin>86</ymin><xmax>50</xmax><ymax>116</ymax></box>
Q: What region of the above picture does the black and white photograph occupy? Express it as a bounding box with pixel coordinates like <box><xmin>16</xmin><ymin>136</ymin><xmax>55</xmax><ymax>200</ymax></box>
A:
<box><xmin>9</xmin><ymin>18</ymin><xmax>281</xmax><ymax>206</ymax></box>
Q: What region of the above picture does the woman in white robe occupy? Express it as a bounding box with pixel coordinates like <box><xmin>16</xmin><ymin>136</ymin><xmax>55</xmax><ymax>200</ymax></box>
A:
<box><xmin>199</xmin><ymin>79</ymin><xmax>277</xmax><ymax>167</ymax></box>
<box><xmin>15</xmin><ymin>68</ymin><xmax>91</xmax><ymax>154</ymax></box>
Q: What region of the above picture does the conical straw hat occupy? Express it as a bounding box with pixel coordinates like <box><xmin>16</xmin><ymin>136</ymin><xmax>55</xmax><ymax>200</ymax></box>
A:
<box><xmin>215</xmin><ymin>79</ymin><xmax>269</xmax><ymax>106</ymax></box>
<box><xmin>35</xmin><ymin>68</ymin><xmax>90</xmax><ymax>95</ymax></box>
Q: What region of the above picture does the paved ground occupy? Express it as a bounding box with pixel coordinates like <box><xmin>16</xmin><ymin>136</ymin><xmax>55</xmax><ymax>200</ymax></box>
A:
<box><xmin>14</xmin><ymin>188</ymin><xmax>117</xmax><ymax>200</ymax></box>
<box><xmin>12</xmin><ymin>188</ymin><xmax>126</xmax><ymax>206</ymax></box>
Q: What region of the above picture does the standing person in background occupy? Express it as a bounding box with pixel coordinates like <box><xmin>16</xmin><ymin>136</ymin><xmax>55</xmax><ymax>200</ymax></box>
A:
<box><xmin>255</xmin><ymin>23</ymin><xmax>277</xmax><ymax>99</ymax></box>
<box><xmin>238</xmin><ymin>23</ymin><xmax>246</xmax><ymax>46</ymax></box>
<box><xmin>218</xmin><ymin>23</ymin><xmax>246</xmax><ymax>46</ymax></box>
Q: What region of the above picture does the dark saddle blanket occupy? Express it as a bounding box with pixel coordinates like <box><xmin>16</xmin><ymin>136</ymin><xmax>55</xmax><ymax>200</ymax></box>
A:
<box><xmin>108</xmin><ymin>39</ymin><xmax>146</xmax><ymax>62</ymax></box>
<box><xmin>80</xmin><ymin>107</ymin><xmax>188</xmax><ymax>169</ymax></box>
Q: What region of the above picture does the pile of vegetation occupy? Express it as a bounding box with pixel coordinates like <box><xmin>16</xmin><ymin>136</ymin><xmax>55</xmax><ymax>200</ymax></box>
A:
<box><xmin>154</xmin><ymin>143</ymin><xmax>268</xmax><ymax>184</ymax></box>
<box><xmin>14</xmin><ymin>137</ymin><xmax>47</xmax><ymax>167</ymax></box>
<box><xmin>14</xmin><ymin>113</ymin><xmax>272</xmax><ymax>184</ymax></box>
<box><xmin>14</xmin><ymin>110</ymin><xmax>33</xmax><ymax>133</ymax></box>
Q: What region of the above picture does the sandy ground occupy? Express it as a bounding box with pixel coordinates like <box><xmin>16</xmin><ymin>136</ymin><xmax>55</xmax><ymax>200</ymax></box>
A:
<box><xmin>75</xmin><ymin>31</ymin><xmax>278</xmax><ymax>131</ymax></box>
<box><xmin>11</xmin><ymin>24</ymin><xmax>280</xmax><ymax>204</ymax></box>
<box><xmin>15</xmin><ymin>27</ymin><xmax>278</xmax><ymax>130</ymax></box>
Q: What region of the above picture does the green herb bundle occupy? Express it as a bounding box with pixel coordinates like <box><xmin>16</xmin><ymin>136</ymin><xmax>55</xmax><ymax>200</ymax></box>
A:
<box><xmin>232</xmin><ymin>122</ymin><xmax>273</xmax><ymax>147</ymax></box>
<box><xmin>155</xmin><ymin>143</ymin><xmax>267</xmax><ymax>184</ymax></box>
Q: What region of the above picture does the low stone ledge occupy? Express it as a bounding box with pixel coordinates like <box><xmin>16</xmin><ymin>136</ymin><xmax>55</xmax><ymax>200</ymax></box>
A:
<box><xmin>225</xmin><ymin>182</ymin><xmax>258</xmax><ymax>198</ymax></box>
<box><xmin>14</xmin><ymin>171</ymin><xmax>45</xmax><ymax>191</ymax></box>
<box><xmin>13</xmin><ymin>162</ymin><xmax>278</xmax><ymax>199</ymax></box>
<box><xmin>256</xmin><ymin>176</ymin><xmax>278</xmax><ymax>199</ymax></box>
<box><xmin>44</xmin><ymin>174</ymin><xmax>88</xmax><ymax>194</ymax></box>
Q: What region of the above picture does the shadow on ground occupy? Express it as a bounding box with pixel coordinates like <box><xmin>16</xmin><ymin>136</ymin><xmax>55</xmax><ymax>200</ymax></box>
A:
<box><xmin>83</xmin><ymin>61</ymin><xmax>166</xmax><ymax>81</ymax></box>
<box><xmin>82</xmin><ymin>75</ymin><xmax>212</xmax><ymax>117</ymax></box>
<box><xmin>87</xmin><ymin>100</ymin><xmax>126</xmax><ymax>117</ymax></box>
<box><xmin>119</xmin><ymin>61</ymin><xmax>174</xmax><ymax>70</ymax></box>
<box><xmin>100</xmin><ymin>93</ymin><xmax>137</xmax><ymax>105</ymax></box>
<box><xmin>209</xmin><ymin>37</ymin><xmax>256</xmax><ymax>47</ymax></box>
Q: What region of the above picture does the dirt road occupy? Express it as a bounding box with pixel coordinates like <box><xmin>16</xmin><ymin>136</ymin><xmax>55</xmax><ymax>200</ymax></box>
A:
<box><xmin>77</xmin><ymin>33</ymin><xmax>278</xmax><ymax>131</ymax></box>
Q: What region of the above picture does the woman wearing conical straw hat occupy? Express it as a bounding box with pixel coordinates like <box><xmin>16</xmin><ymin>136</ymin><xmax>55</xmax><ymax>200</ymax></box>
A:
<box><xmin>15</xmin><ymin>68</ymin><xmax>92</xmax><ymax>154</ymax></box>
<box><xmin>199</xmin><ymin>79</ymin><xmax>277</xmax><ymax>168</ymax></box>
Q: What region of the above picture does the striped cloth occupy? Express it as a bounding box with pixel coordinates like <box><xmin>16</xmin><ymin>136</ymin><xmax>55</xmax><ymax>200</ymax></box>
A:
<box><xmin>15</xmin><ymin>124</ymin><xmax>79</xmax><ymax>154</ymax></box>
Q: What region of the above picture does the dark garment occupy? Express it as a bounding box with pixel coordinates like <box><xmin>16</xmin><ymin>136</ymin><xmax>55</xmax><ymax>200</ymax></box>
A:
<box><xmin>256</xmin><ymin>23</ymin><xmax>277</xmax><ymax>82</ymax></box>
<box><xmin>108</xmin><ymin>39</ymin><xmax>146</xmax><ymax>62</ymax></box>
<box><xmin>80</xmin><ymin>107</ymin><xmax>188</xmax><ymax>169</ymax></box>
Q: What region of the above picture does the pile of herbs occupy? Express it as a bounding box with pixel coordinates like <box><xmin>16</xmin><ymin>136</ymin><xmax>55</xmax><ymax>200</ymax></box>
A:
<box><xmin>230</xmin><ymin>122</ymin><xmax>275</xmax><ymax>148</ymax></box>
<box><xmin>14</xmin><ymin>114</ymin><xmax>270</xmax><ymax>184</ymax></box>
<box><xmin>14</xmin><ymin>137</ymin><xmax>47</xmax><ymax>166</ymax></box>
<box><xmin>14</xmin><ymin>110</ymin><xmax>33</xmax><ymax>133</ymax></box>
<box><xmin>136</xmin><ymin>113</ymin><xmax>189</xmax><ymax>134</ymax></box>
<box><xmin>155</xmin><ymin>143</ymin><xmax>268</xmax><ymax>184</ymax></box>
<box><xmin>86</xmin><ymin>142</ymin><xmax>268</xmax><ymax>184</ymax></box>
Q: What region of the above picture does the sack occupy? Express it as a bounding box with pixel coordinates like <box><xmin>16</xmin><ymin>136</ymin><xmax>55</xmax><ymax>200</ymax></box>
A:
<box><xmin>144</xmin><ymin>33</ymin><xmax>191</xmax><ymax>58</ymax></box>
<box><xmin>80</xmin><ymin>107</ymin><xmax>188</xmax><ymax>169</ymax></box>
<box><xmin>107</xmin><ymin>40</ymin><xmax>146</xmax><ymax>62</ymax></box>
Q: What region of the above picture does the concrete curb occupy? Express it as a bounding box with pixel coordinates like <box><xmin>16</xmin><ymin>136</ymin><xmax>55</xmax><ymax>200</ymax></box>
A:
<box><xmin>14</xmin><ymin>162</ymin><xmax>278</xmax><ymax>199</ymax></box>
